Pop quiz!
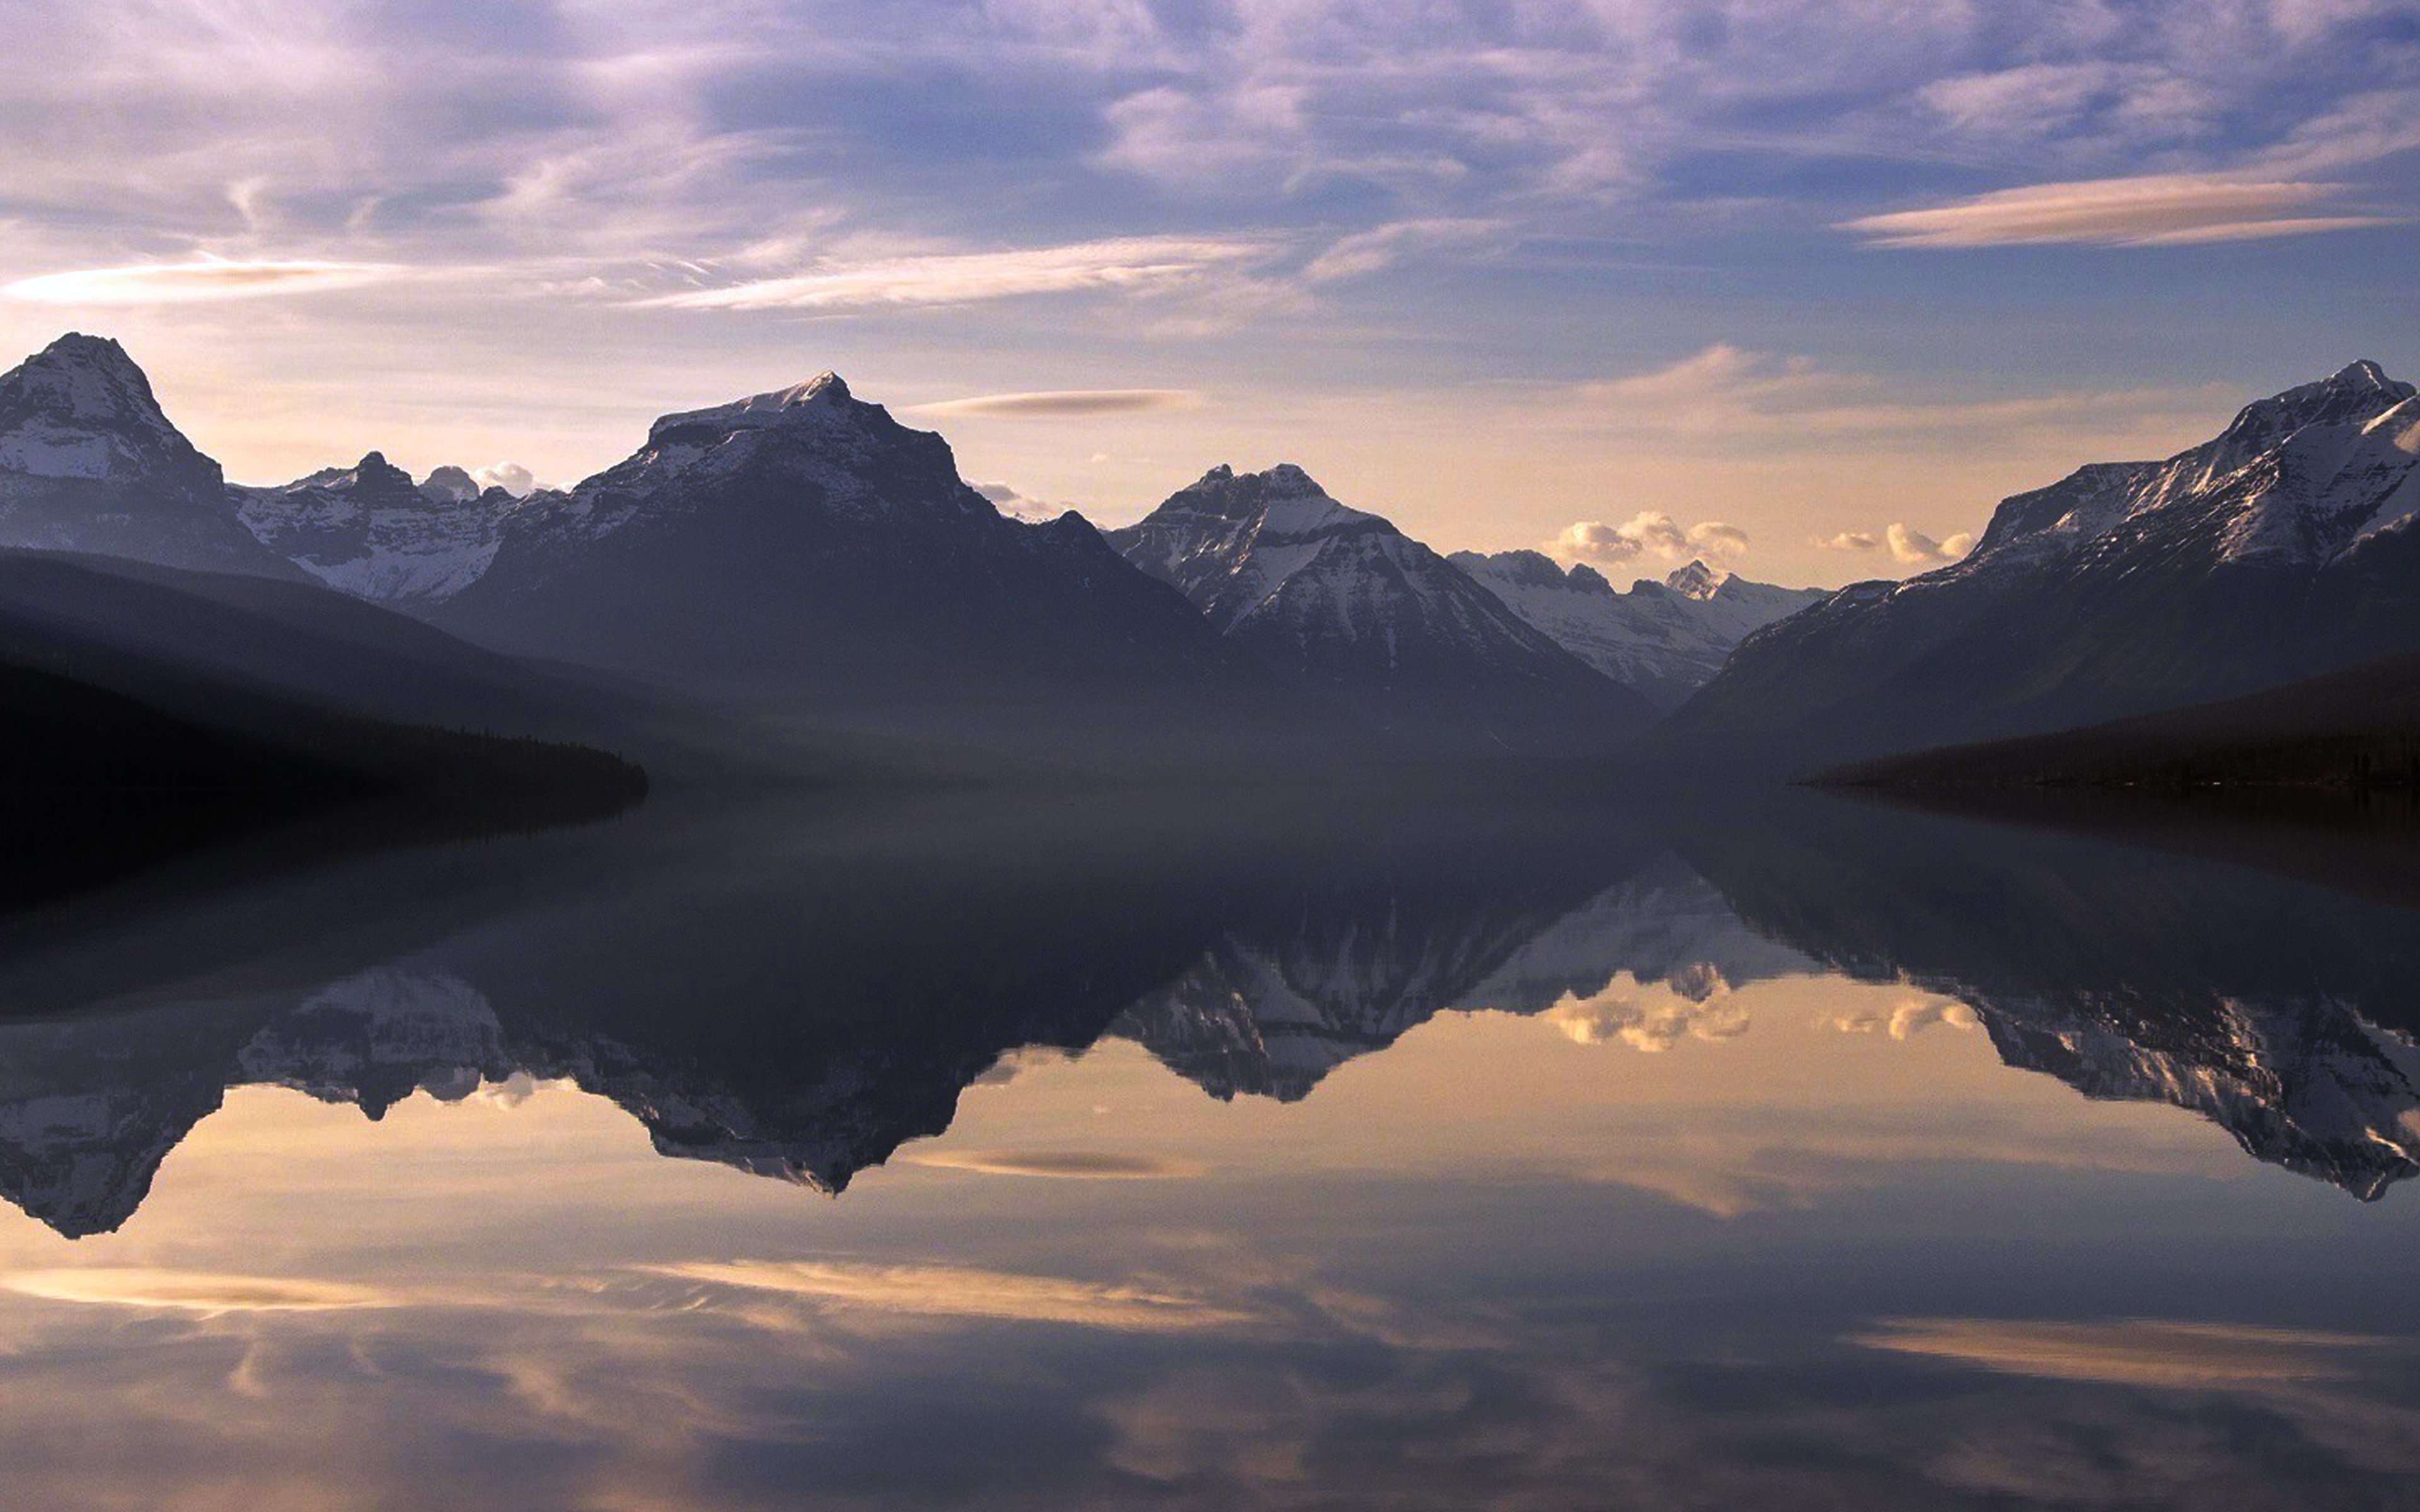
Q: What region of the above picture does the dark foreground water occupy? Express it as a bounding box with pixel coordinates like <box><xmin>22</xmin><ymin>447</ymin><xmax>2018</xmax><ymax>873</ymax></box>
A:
<box><xmin>1</xmin><ymin>786</ymin><xmax>2417</xmax><ymax>1511</ymax></box>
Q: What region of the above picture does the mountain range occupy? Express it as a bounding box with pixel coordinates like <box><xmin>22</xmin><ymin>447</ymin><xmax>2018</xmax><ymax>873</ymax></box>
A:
<box><xmin>1449</xmin><ymin>549</ymin><xmax>1825</xmax><ymax>710</ymax></box>
<box><xmin>234</xmin><ymin>450</ymin><xmax>528</xmax><ymax>609</ymax></box>
<box><xmin>5</xmin><ymin>784</ymin><xmax>2419</xmax><ymax>1236</ymax></box>
<box><xmin>0</xmin><ymin>333</ymin><xmax>1845</xmax><ymax>766</ymax></box>
<box><xmin>1105</xmin><ymin>463</ymin><xmax>1656</xmax><ymax>752</ymax></box>
<box><xmin>6</xmin><ymin>330</ymin><xmax>2420</xmax><ymax>788</ymax></box>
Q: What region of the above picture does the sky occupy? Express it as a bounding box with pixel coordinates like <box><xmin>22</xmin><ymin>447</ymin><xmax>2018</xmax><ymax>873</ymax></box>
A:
<box><xmin>0</xmin><ymin>0</ymin><xmax>2413</xmax><ymax>586</ymax></box>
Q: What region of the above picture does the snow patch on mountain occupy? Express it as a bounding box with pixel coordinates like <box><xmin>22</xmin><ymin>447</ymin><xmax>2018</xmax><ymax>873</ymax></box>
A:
<box><xmin>0</xmin><ymin>333</ymin><xmax>315</xmax><ymax>578</ymax></box>
<box><xmin>1450</xmin><ymin>550</ymin><xmax>1824</xmax><ymax>709</ymax></box>
<box><xmin>1960</xmin><ymin>359</ymin><xmax>2420</xmax><ymax>578</ymax></box>
<box><xmin>0</xmin><ymin>334</ymin><xmax>206</xmax><ymax>488</ymax></box>
<box><xmin>234</xmin><ymin>450</ymin><xmax>529</xmax><ymax>606</ymax></box>
<box><xmin>1656</xmin><ymin>358</ymin><xmax>2420</xmax><ymax>774</ymax></box>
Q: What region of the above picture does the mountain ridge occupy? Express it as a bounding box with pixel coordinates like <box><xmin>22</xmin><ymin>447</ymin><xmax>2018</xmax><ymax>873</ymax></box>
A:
<box><xmin>1107</xmin><ymin>463</ymin><xmax>1657</xmax><ymax>754</ymax></box>
<box><xmin>1449</xmin><ymin>549</ymin><xmax>1826</xmax><ymax>710</ymax></box>
<box><xmin>1650</xmin><ymin>358</ymin><xmax>2420</xmax><ymax>776</ymax></box>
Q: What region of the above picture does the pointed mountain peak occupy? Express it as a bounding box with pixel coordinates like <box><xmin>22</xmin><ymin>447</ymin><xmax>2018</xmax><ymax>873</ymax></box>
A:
<box><xmin>37</xmin><ymin>330</ymin><xmax>144</xmax><ymax>374</ymax></box>
<box><xmin>0</xmin><ymin>331</ymin><xmax>228</xmax><ymax>497</ymax></box>
<box><xmin>1148</xmin><ymin>462</ymin><xmax>1369</xmax><ymax>537</ymax></box>
<box><xmin>645</xmin><ymin>369</ymin><xmax>880</xmax><ymax>445</ymax></box>
<box><xmin>1666</xmin><ymin>558</ymin><xmax>1730</xmax><ymax>599</ymax></box>
<box><xmin>2211</xmin><ymin>360</ymin><xmax>2417</xmax><ymax>459</ymax></box>
<box><xmin>1262</xmin><ymin>462</ymin><xmax>1325</xmax><ymax>496</ymax></box>
<box><xmin>1</xmin><ymin>331</ymin><xmax>175</xmax><ymax>434</ymax></box>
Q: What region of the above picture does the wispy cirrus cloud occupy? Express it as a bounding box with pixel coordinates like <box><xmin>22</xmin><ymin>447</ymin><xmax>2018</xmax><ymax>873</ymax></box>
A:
<box><xmin>4</xmin><ymin>258</ymin><xmax>403</xmax><ymax>305</ymax></box>
<box><xmin>906</xmin><ymin>1148</ymin><xmax>1207</xmax><ymax>1179</ymax></box>
<box><xmin>633</xmin><ymin>237</ymin><xmax>1273</xmax><ymax>312</ymax></box>
<box><xmin>1839</xmin><ymin>174</ymin><xmax>2403</xmax><ymax>248</ymax></box>
<box><xmin>914</xmin><ymin>389</ymin><xmax>1202</xmax><ymax>418</ymax></box>
<box><xmin>1853</xmin><ymin>1317</ymin><xmax>2393</xmax><ymax>1389</ymax></box>
<box><xmin>1568</xmin><ymin>343</ymin><xmax>2235</xmax><ymax>455</ymax></box>
<box><xmin>1917</xmin><ymin>62</ymin><xmax>2221</xmax><ymax>145</ymax></box>
<box><xmin>646</xmin><ymin>1259</ymin><xmax>1255</xmax><ymax>1331</ymax></box>
<box><xmin>1301</xmin><ymin>219</ymin><xmax>1507</xmax><ymax>284</ymax></box>
<box><xmin>4</xmin><ymin>1268</ymin><xmax>399</xmax><ymax>1314</ymax></box>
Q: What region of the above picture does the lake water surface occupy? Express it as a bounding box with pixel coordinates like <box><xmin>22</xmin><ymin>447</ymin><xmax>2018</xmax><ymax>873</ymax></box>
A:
<box><xmin>1</xmin><ymin>788</ymin><xmax>2416</xmax><ymax>1510</ymax></box>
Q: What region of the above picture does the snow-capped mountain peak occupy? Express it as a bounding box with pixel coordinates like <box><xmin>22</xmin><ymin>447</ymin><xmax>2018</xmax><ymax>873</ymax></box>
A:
<box><xmin>2175</xmin><ymin>357</ymin><xmax>2414</xmax><ymax>491</ymax></box>
<box><xmin>1</xmin><ymin>333</ymin><xmax>174</xmax><ymax>433</ymax></box>
<box><xmin>645</xmin><ymin>371</ymin><xmax>860</xmax><ymax>445</ymax></box>
<box><xmin>1107</xmin><ymin>466</ymin><xmax>1654</xmax><ymax>751</ymax></box>
<box><xmin>233</xmin><ymin>445</ymin><xmax>528</xmax><ymax>607</ymax></box>
<box><xmin>1656</xmin><ymin>359</ymin><xmax>2420</xmax><ymax>772</ymax></box>
<box><xmin>1451</xmin><ymin>548</ymin><xmax>1823</xmax><ymax>710</ymax></box>
<box><xmin>1105</xmin><ymin>463</ymin><xmax>1389</xmax><ymax>626</ymax></box>
<box><xmin>0</xmin><ymin>333</ymin><xmax>212</xmax><ymax>486</ymax></box>
<box><xmin>1665</xmin><ymin>558</ymin><xmax>1729</xmax><ymax>600</ymax></box>
<box><xmin>427</xmin><ymin>370</ymin><xmax>1260</xmax><ymax>710</ymax></box>
<box><xmin>0</xmin><ymin>333</ymin><xmax>306</xmax><ymax>576</ymax></box>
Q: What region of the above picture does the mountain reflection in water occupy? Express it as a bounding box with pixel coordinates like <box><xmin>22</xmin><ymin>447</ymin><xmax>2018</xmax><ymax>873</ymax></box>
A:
<box><xmin>1</xmin><ymin>789</ymin><xmax>2419</xmax><ymax>1509</ymax></box>
<box><xmin>3</xmin><ymin>789</ymin><xmax>2420</xmax><ymax>1234</ymax></box>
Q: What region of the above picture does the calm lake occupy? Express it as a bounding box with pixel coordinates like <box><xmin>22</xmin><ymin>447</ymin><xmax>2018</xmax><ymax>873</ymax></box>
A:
<box><xmin>1</xmin><ymin>787</ymin><xmax>2416</xmax><ymax>1510</ymax></box>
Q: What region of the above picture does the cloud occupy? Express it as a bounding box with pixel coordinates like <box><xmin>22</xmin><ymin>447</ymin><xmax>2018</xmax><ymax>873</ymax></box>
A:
<box><xmin>3</xmin><ymin>259</ymin><xmax>400</xmax><ymax>305</ymax></box>
<box><xmin>4</xmin><ymin>1268</ymin><xmax>399</xmax><ymax>1314</ymax></box>
<box><xmin>1918</xmin><ymin>62</ymin><xmax>2220</xmax><ymax>145</ymax></box>
<box><xmin>645</xmin><ymin>1259</ymin><xmax>1255</xmax><ymax>1331</ymax></box>
<box><xmin>1550</xmin><ymin>513</ymin><xmax>1751</xmax><ymax>568</ymax></box>
<box><xmin>1887</xmin><ymin>522</ymin><xmax>1976</xmax><ymax>564</ymax></box>
<box><xmin>972</xmin><ymin>481</ymin><xmax>1071</xmax><ymax>521</ymax></box>
<box><xmin>1825</xmin><ymin>997</ymin><xmax>1980</xmax><ymax>1040</ymax></box>
<box><xmin>1300</xmin><ymin>219</ymin><xmax>1506</xmax><ymax>284</ymax></box>
<box><xmin>905</xmin><ymin>1148</ymin><xmax>1206</xmax><ymax>1179</ymax></box>
<box><xmin>1839</xmin><ymin>175</ymin><xmax>2402</xmax><ymax>248</ymax></box>
<box><xmin>1818</xmin><ymin>524</ymin><xmax>1974</xmax><ymax>565</ymax></box>
<box><xmin>1565</xmin><ymin>345</ymin><xmax>2238</xmax><ymax>467</ymax></box>
<box><xmin>1852</xmin><ymin>1317</ymin><xmax>2392</xmax><ymax>1390</ymax></box>
<box><xmin>915</xmin><ymin>389</ymin><xmax>1202</xmax><ymax>418</ymax></box>
<box><xmin>473</xmin><ymin>461</ymin><xmax>539</xmax><ymax>496</ymax></box>
<box><xmin>634</xmin><ymin>236</ymin><xmax>1272</xmax><ymax>312</ymax></box>
<box><xmin>1545</xmin><ymin>978</ymin><xmax>1751</xmax><ymax>1053</ymax></box>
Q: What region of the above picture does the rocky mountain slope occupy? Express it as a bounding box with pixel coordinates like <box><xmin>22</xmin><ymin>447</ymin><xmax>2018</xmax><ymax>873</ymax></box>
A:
<box><xmin>0</xmin><ymin>335</ymin><xmax>306</xmax><ymax>580</ymax></box>
<box><xmin>1654</xmin><ymin>361</ymin><xmax>2420</xmax><ymax>775</ymax></box>
<box><xmin>234</xmin><ymin>450</ymin><xmax>529</xmax><ymax>608</ymax></box>
<box><xmin>1451</xmin><ymin>551</ymin><xmax>1824</xmax><ymax>709</ymax></box>
<box><xmin>1108</xmin><ymin>464</ymin><xmax>1656</xmax><ymax>753</ymax></box>
<box><xmin>428</xmin><ymin>376</ymin><xmax>1265</xmax><ymax>729</ymax></box>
